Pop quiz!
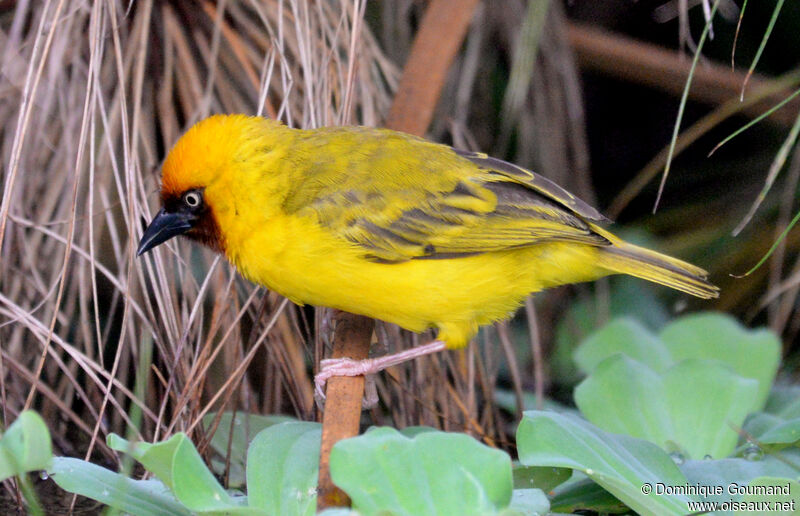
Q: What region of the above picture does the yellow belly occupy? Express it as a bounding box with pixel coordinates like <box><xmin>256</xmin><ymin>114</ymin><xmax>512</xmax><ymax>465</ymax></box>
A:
<box><xmin>228</xmin><ymin>215</ymin><xmax>608</xmax><ymax>349</ymax></box>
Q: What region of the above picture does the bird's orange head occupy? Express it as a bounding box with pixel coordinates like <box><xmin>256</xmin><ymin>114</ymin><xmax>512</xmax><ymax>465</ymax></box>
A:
<box><xmin>137</xmin><ymin>114</ymin><xmax>287</xmax><ymax>256</ymax></box>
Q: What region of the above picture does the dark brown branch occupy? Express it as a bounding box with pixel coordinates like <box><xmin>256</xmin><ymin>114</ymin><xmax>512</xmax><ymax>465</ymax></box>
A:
<box><xmin>567</xmin><ymin>23</ymin><xmax>800</xmax><ymax>127</ymax></box>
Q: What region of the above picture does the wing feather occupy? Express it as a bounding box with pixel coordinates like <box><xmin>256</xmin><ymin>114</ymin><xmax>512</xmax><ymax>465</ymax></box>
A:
<box><xmin>289</xmin><ymin>129</ymin><xmax>609</xmax><ymax>262</ymax></box>
<box><xmin>454</xmin><ymin>149</ymin><xmax>609</xmax><ymax>222</ymax></box>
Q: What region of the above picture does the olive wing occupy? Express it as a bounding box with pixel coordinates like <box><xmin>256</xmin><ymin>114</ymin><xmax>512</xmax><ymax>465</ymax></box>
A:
<box><xmin>295</xmin><ymin>146</ymin><xmax>610</xmax><ymax>262</ymax></box>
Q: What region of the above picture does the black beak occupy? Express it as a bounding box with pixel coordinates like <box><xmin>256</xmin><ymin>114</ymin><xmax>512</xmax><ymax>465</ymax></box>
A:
<box><xmin>137</xmin><ymin>208</ymin><xmax>194</xmax><ymax>256</ymax></box>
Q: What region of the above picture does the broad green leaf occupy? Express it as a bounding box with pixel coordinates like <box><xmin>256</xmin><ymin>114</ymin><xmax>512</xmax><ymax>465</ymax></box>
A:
<box><xmin>663</xmin><ymin>360</ymin><xmax>758</xmax><ymax>459</ymax></box>
<box><xmin>331</xmin><ymin>427</ymin><xmax>512</xmax><ymax>516</ymax></box>
<box><xmin>576</xmin><ymin>355</ymin><xmax>759</xmax><ymax>459</ymax></box>
<box><xmin>743</xmin><ymin>413</ymin><xmax>783</xmax><ymax>441</ymax></box>
<box><xmin>681</xmin><ymin>449</ymin><xmax>800</xmax><ymax>504</ymax></box>
<box><xmin>49</xmin><ymin>457</ymin><xmax>190</xmax><ymax>516</ymax></box>
<box><xmin>494</xmin><ymin>390</ymin><xmax>579</xmax><ymax>416</ymax></box>
<box><xmin>549</xmin><ymin>477</ymin><xmax>628</xmax><ymax>514</ymax></box>
<box><xmin>169</xmin><ymin>435</ymin><xmax>252</xmax><ymax>513</ymax></box>
<box><xmin>507</xmin><ymin>488</ymin><xmax>549</xmax><ymax>515</ymax></box>
<box><xmin>575</xmin><ymin>355</ymin><xmax>672</xmax><ymax>448</ymax></box>
<box><xmin>204</xmin><ymin>412</ymin><xmax>295</xmax><ymax>461</ymax></box>
<box><xmin>209</xmin><ymin>456</ymin><xmax>246</xmax><ymax>489</ymax></box>
<box><xmin>660</xmin><ymin>313</ymin><xmax>780</xmax><ymax>411</ymax></box>
<box><xmin>552</xmin><ymin>277</ymin><xmax>669</xmax><ymax>387</ymax></box>
<box><xmin>512</xmin><ymin>464</ymin><xmax>571</xmax><ymax>492</ymax></box>
<box><xmin>743</xmin><ymin>412</ymin><xmax>800</xmax><ymax>449</ymax></box>
<box><xmin>247</xmin><ymin>421</ymin><xmax>321</xmax><ymax>516</ymax></box>
<box><xmin>108</xmin><ymin>433</ymin><xmax>180</xmax><ymax>490</ymax></box>
<box><xmin>517</xmin><ymin>411</ymin><xmax>694</xmax><ymax>516</ymax></box>
<box><xmin>109</xmin><ymin>433</ymin><xmax>263</xmax><ymax>514</ymax></box>
<box><xmin>0</xmin><ymin>411</ymin><xmax>52</xmax><ymax>481</ymax></box>
<box><xmin>398</xmin><ymin>426</ymin><xmax>438</xmax><ymax>438</ymax></box>
<box><xmin>574</xmin><ymin>318</ymin><xmax>669</xmax><ymax>374</ymax></box>
<box><xmin>757</xmin><ymin>418</ymin><xmax>800</xmax><ymax>448</ymax></box>
<box><xmin>203</xmin><ymin>412</ymin><xmax>295</xmax><ymax>487</ymax></box>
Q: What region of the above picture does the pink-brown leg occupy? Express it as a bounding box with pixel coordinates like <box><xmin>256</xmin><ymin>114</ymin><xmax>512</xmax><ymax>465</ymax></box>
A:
<box><xmin>314</xmin><ymin>340</ymin><xmax>446</xmax><ymax>399</ymax></box>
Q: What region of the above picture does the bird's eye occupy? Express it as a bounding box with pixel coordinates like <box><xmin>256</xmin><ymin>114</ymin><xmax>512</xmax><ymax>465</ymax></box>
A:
<box><xmin>183</xmin><ymin>191</ymin><xmax>202</xmax><ymax>208</ymax></box>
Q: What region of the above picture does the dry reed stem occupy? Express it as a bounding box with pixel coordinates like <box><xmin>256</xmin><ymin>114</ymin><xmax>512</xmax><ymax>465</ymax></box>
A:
<box><xmin>0</xmin><ymin>1</ymin><xmax>396</xmax><ymax>470</ymax></box>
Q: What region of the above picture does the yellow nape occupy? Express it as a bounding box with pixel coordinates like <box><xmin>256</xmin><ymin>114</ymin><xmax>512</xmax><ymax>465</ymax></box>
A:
<box><xmin>155</xmin><ymin>114</ymin><xmax>718</xmax><ymax>349</ymax></box>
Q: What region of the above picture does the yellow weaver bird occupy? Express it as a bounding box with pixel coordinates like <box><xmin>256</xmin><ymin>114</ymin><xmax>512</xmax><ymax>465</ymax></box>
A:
<box><xmin>138</xmin><ymin>114</ymin><xmax>718</xmax><ymax>394</ymax></box>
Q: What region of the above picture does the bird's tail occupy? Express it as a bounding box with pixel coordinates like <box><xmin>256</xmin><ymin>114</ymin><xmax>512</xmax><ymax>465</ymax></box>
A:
<box><xmin>599</xmin><ymin>242</ymin><xmax>719</xmax><ymax>299</ymax></box>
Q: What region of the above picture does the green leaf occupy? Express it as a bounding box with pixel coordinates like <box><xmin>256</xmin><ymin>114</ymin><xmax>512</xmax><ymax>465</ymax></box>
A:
<box><xmin>0</xmin><ymin>411</ymin><xmax>52</xmax><ymax>481</ymax></box>
<box><xmin>507</xmin><ymin>488</ymin><xmax>549</xmax><ymax>516</ymax></box>
<box><xmin>549</xmin><ymin>477</ymin><xmax>628</xmax><ymax>514</ymax></box>
<box><xmin>512</xmin><ymin>464</ymin><xmax>571</xmax><ymax>492</ymax></box>
<box><xmin>108</xmin><ymin>433</ymin><xmax>179</xmax><ymax>490</ymax></box>
<box><xmin>49</xmin><ymin>457</ymin><xmax>190</xmax><ymax>516</ymax></box>
<box><xmin>574</xmin><ymin>317</ymin><xmax>669</xmax><ymax>375</ymax></box>
<box><xmin>397</xmin><ymin>426</ymin><xmax>439</xmax><ymax>438</ymax></box>
<box><xmin>680</xmin><ymin>450</ymin><xmax>800</xmax><ymax>504</ymax></box>
<box><xmin>168</xmin><ymin>436</ymin><xmax>246</xmax><ymax>513</ymax></box>
<box><xmin>331</xmin><ymin>427</ymin><xmax>512</xmax><ymax>516</ymax></box>
<box><xmin>246</xmin><ymin>421</ymin><xmax>321</xmax><ymax>516</ymax></box>
<box><xmin>576</xmin><ymin>356</ymin><xmax>758</xmax><ymax>459</ymax></box>
<box><xmin>662</xmin><ymin>360</ymin><xmax>758</xmax><ymax>459</ymax></box>
<box><xmin>575</xmin><ymin>355</ymin><xmax>672</xmax><ymax>448</ymax></box>
<box><xmin>660</xmin><ymin>313</ymin><xmax>780</xmax><ymax>411</ymax></box>
<box><xmin>108</xmin><ymin>433</ymin><xmax>263</xmax><ymax>514</ymax></box>
<box><xmin>203</xmin><ymin>412</ymin><xmax>296</xmax><ymax>487</ymax></box>
<box><xmin>517</xmin><ymin>411</ymin><xmax>694</xmax><ymax>516</ymax></box>
<box><xmin>743</xmin><ymin>413</ymin><xmax>800</xmax><ymax>449</ymax></box>
<box><xmin>204</xmin><ymin>412</ymin><xmax>295</xmax><ymax>460</ymax></box>
<box><xmin>494</xmin><ymin>390</ymin><xmax>578</xmax><ymax>416</ymax></box>
<box><xmin>682</xmin><ymin>448</ymin><xmax>800</xmax><ymax>482</ymax></box>
<box><xmin>552</xmin><ymin>277</ymin><xmax>669</xmax><ymax>386</ymax></box>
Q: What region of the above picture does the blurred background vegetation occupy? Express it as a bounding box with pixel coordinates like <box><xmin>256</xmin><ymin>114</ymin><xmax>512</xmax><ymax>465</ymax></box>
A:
<box><xmin>0</xmin><ymin>0</ymin><xmax>798</xmax><ymax>479</ymax></box>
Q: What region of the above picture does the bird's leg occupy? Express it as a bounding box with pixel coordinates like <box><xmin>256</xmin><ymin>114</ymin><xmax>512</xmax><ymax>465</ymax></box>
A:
<box><xmin>314</xmin><ymin>340</ymin><xmax>447</xmax><ymax>399</ymax></box>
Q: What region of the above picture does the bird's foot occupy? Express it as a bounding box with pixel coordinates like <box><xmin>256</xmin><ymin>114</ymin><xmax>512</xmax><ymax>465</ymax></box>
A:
<box><xmin>313</xmin><ymin>358</ymin><xmax>379</xmax><ymax>409</ymax></box>
<box><xmin>314</xmin><ymin>340</ymin><xmax>447</xmax><ymax>403</ymax></box>
<box><xmin>314</xmin><ymin>357</ymin><xmax>378</xmax><ymax>401</ymax></box>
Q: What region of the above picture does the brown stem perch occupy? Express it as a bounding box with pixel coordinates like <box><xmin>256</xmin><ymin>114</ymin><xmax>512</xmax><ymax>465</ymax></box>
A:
<box><xmin>315</xmin><ymin>0</ymin><xmax>480</xmax><ymax>510</ymax></box>
<box><xmin>316</xmin><ymin>311</ymin><xmax>373</xmax><ymax>508</ymax></box>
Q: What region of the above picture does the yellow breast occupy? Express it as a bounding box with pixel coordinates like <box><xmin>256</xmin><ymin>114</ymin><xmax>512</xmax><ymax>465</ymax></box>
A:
<box><xmin>226</xmin><ymin>209</ymin><xmax>605</xmax><ymax>348</ymax></box>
